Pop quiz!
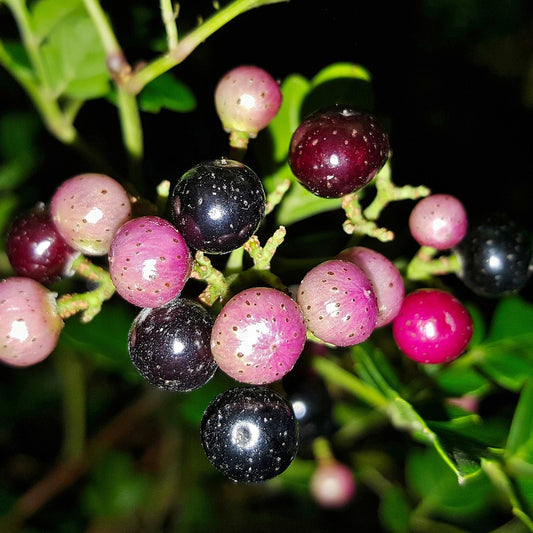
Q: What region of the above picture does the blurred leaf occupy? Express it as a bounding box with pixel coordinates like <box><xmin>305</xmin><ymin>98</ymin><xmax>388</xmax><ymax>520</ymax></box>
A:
<box><xmin>379</xmin><ymin>485</ymin><xmax>412</xmax><ymax>533</ymax></box>
<box><xmin>31</xmin><ymin>0</ymin><xmax>84</xmax><ymax>40</ymax></box>
<box><xmin>505</xmin><ymin>379</ymin><xmax>533</xmax><ymax>475</ymax></box>
<box><xmin>60</xmin><ymin>300</ymin><xmax>141</xmax><ymax>382</ymax></box>
<box><xmin>37</xmin><ymin>3</ymin><xmax>110</xmax><ymax>99</ymax></box>
<box><xmin>138</xmin><ymin>72</ymin><xmax>196</xmax><ymax>113</ymax></box>
<box><xmin>82</xmin><ymin>450</ymin><xmax>152</xmax><ymax>519</ymax></box>
<box><xmin>406</xmin><ymin>447</ymin><xmax>494</xmax><ymax>519</ymax></box>
<box><xmin>0</xmin><ymin>194</ymin><xmax>18</xmax><ymax>236</ymax></box>
<box><xmin>475</xmin><ymin>297</ymin><xmax>533</xmax><ymax>392</ymax></box>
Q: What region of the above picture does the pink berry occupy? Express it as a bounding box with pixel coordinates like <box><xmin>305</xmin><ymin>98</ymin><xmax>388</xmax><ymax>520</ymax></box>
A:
<box><xmin>50</xmin><ymin>173</ymin><xmax>132</xmax><ymax>256</ymax></box>
<box><xmin>392</xmin><ymin>288</ymin><xmax>474</xmax><ymax>364</ymax></box>
<box><xmin>108</xmin><ymin>216</ymin><xmax>192</xmax><ymax>308</ymax></box>
<box><xmin>337</xmin><ymin>246</ymin><xmax>405</xmax><ymax>327</ymax></box>
<box><xmin>297</xmin><ymin>259</ymin><xmax>378</xmax><ymax>347</ymax></box>
<box><xmin>0</xmin><ymin>277</ymin><xmax>63</xmax><ymax>367</ymax></box>
<box><xmin>210</xmin><ymin>287</ymin><xmax>307</xmax><ymax>385</ymax></box>
<box><xmin>408</xmin><ymin>193</ymin><xmax>468</xmax><ymax>249</ymax></box>
<box><xmin>310</xmin><ymin>461</ymin><xmax>356</xmax><ymax>508</ymax></box>
<box><xmin>214</xmin><ymin>65</ymin><xmax>282</xmax><ymax>138</ymax></box>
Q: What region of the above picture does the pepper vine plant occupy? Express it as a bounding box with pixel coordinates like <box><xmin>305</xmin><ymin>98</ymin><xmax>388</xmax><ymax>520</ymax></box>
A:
<box><xmin>0</xmin><ymin>1</ymin><xmax>533</xmax><ymax>532</ymax></box>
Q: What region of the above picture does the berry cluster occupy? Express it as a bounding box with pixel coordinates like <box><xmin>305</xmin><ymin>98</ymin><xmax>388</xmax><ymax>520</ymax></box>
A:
<box><xmin>2</xmin><ymin>64</ymin><xmax>532</xmax><ymax>491</ymax></box>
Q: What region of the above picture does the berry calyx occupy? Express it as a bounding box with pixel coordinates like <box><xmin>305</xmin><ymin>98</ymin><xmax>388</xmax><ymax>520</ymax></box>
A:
<box><xmin>392</xmin><ymin>288</ymin><xmax>474</xmax><ymax>364</ymax></box>
<box><xmin>288</xmin><ymin>105</ymin><xmax>390</xmax><ymax>198</ymax></box>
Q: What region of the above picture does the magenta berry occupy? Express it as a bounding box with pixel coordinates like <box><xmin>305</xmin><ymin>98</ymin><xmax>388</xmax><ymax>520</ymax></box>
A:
<box><xmin>0</xmin><ymin>277</ymin><xmax>63</xmax><ymax>367</ymax></box>
<box><xmin>337</xmin><ymin>246</ymin><xmax>404</xmax><ymax>327</ymax></box>
<box><xmin>288</xmin><ymin>105</ymin><xmax>390</xmax><ymax>198</ymax></box>
<box><xmin>108</xmin><ymin>215</ymin><xmax>192</xmax><ymax>308</ymax></box>
<box><xmin>50</xmin><ymin>173</ymin><xmax>132</xmax><ymax>256</ymax></box>
<box><xmin>310</xmin><ymin>461</ymin><xmax>356</xmax><ymax>508</ymax></box>
<box><xmin>6</xmin><ymin>203</ymin><xmax>78</xmax><ymax>284</ymax></box>
<box><xmin>214</xmin><ymin>65</ymin><xmax>282</xmax><ymax>139</ymax></box>
<box><xmin>297</xmin><ymin>259</ymin><xmax>378</xmax><ymax>347</ymax></box>
<box><xmin>392</xmin><ymin>288</ymin><xmax>473</xmax><ymax>364</ymax></box>
<box><xmin>210</xmin><ymin>287</ymin><xmax>306</xmax><ymax>385</ymax></box>
<box><xmin>409</xmin><ymin>193</ymin><xmax>468</xmax><ymax>249</ymax></box>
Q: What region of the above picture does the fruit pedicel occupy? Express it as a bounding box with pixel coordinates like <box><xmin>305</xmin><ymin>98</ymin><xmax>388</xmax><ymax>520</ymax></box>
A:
<box><xmin>2</xmin><ymin>64</ymin><xmax>532</xmax><ymax>488</ymax></box>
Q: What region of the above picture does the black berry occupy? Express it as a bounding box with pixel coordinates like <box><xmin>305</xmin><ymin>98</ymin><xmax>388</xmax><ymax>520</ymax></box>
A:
<box><xmin>170</xmin><ymin>158</ymin><xmax>266</xmax><ymax>254</ymax></box>
<box><xmin>454</xmin><ymin>213</ymin><xmax>532</xmax><ymax>297</ymax></box>
<box><xmin>200</xmin><ymin>386</ymin><xmax>299</xmax><ymax>482</ymax></box>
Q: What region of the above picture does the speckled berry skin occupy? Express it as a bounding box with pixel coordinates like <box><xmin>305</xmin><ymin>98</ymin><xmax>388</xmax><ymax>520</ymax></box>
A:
<box><xmin>128</xmin><ymin>297</ymin><xmax>217</xmax><ymax>392</ymax></box>
<box><xmin>170</xmin><ymin>158</ymin><xmax>266</xmax><ymax>254</ymax></box>
<box><xmin>454</xmin><ymin>213</ymin><xmax>532</xmax><ymax>297</ymax></box>
<box><xmin>392</xmin><ymin>288</ymin><xmax>473</xmax><ymax>364</ymax></box>
<box><xmin>6</xmin><ymin>204</ymin><xmax>79</xmax><ymax>284</ymax></box>
<box><xmin>108</xmin><ymin>215</ymin><xmax>192</xmax><ymax>308</ymax></box>
<box><xmin>215</xmin><ymin>65</ymin><xmax>282</xmax><ymax>138</ymax></box>
<box><xmin>337</xmin><ymin>246</ymin><xmax>404</xmax><ymax>328</ymax></box>
<box><xmin>297</xmin><ymin>259</ymin><xmax>378</xmax><ymax>347</ymax></box>
<box><xmin>0</xmin><ymin>277</ymin><xmax>63</xmax><ymax>367</ymax></box>
<box><xmin>409</xmin><ymin>193</ymin><xmax>468</xmax><ymax>249</ymax></box>
<box><xmin>288</xmin><ymin>105</ymin><xmax>390</xmax><ymax>198</ymax></box>
<box><xmin>211</xmin><ymin>287</ymin><xmax>306</xmax><ymax>385</ymax></box>
<box><xmin>50</xmin><ymin>173</ymin><xmax>132</xmax><ymax>256</ymax></box>
<box><xmin>200</xmin><ymin>386</ymin><xmax>299</xmax><ymax>483</ymax></box>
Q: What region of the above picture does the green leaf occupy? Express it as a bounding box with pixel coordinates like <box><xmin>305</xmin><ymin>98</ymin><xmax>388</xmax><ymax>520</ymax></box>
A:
<box><xmin>38</xmin><ymin>6</ymin><xmax>110</xmax><ymax>99</ymax></box>
<box><xmin>267</xmin><ymin>73</ymin><xmax>310</xmax><ymax>165</ymax></box>
<box><xmin>379</xmin><ymin>486</ymin><xmax>412</xmax><ymax>533</ymax></box>
<box><xmin>31</xmin><ymin>0</ymin><xmax>84</xmax><ymax>41</ymax></box>
<box><xmin>505</xmin><ymin>379</ymin><xmax>533</xmax><ymax>474</ymax></box>
<box><xmin>406</xmin><ymin>447</ymin><xmax>494</xmax><ymax>519</ymax></box>
<box><xmin>138</xmin><ymin>72</ymin><xmax>196</xmax><ymax>113</ymax></box>
<box><xmin>475</xmin><ymin>296</ymin><xmax>533</xmax><ymax>392</ymax></box>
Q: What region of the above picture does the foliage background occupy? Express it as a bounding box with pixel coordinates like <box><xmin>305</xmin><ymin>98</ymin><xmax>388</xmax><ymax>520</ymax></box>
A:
<box><xmin>0</xmin><ymin>1</ymin><xmax>532</xmax><ymax>532</ymax></box>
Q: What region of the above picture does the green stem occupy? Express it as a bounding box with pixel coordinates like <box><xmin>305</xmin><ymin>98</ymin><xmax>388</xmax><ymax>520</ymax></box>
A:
<box><xmin>124</xmin><ymin>0</ymin><xmax>289</xmax><ymax>94</ymax></box>
<box><xmin>160</xmin><ymin>0</ymin><xmax>179</xmax><ymax>50</ymax></box>
<box><xmin>54</xmin><ymin>347</ymin><xmax>86</xmax><ymax>461</ymax></box>
<box><xmin>311</xmin><ymin>356</ymin><xmax>388</xmax><ymax>409</ymax></box>
<box><xmin>406</xmin><ymin>246</ymin><xmax>462</xmax><ymax>281</ymax></box>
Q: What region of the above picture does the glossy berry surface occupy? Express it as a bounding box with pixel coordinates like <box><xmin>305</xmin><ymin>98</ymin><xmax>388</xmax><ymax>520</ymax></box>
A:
<box><xmin>211</xmin><ymin>287</ymin><xmax>306</xmax><ymax>384</ymax></box>
<box><xmin>108</xmin><ymin>215</ymin><xmax>192</xmax><ymax>308</ymax></box>
<box><xmin>6</xmin><ymin>204</ymin><xmax>78</xmax><ymax>283</ymax></box>
<box><xmin>0</xmin><ymin>277</ymin><xmax>63</xmax><ymax>367</ymax></box>
<box><xmin>310</xmin><ymin>461</ymin><xmax>356</xmax><ymax>509</ymax></box>
<box><xmin>200</xmin><ymin>386</ymin><xmax>299</xmax><ymax>482</ymax></box>
<box><xmin>297</xmin><ymin>259</ymin><xmax>378</xmax><ymax>346</ymax></box>
<box><xmin>409</xmin><ymin>193</ymin><xmax>468</xmax><ymax>249</ymax></box>
<box><xmin>337</xmin><ymin>246</ymin><xmax>404</xmax><ymax>327</ymax></box>
<box><xmin>215</xmin><ymin>65</ymin><xmax>282</xmax><ymax>138</ymax></box>
<box><xmin>128</xmin><ymin>297</ymin><xmax>217</xmax><ymax>392</ymax></box>
<box><xmin>288</xmin><ymin>105</ymin><xmax>390</xmax><ymax>198</ymax></box>
<box><xmin>50</xmin><ymin>173</ymin><xmax>132</xmax><ymax>256</ymax></box>
<box><xmin>170</xmin><ymin>158</ymin><xmax>266</xmax><ymax>254</ymax></box>
<box><xmin>392</xmin><ymin>288</ymin><xmax>473</xmax><ymax>364</ymax></box>
<box><xmin>454</xmin><ymin>213</ymin><xmax>532</xmax><ymax>297</ymax></box>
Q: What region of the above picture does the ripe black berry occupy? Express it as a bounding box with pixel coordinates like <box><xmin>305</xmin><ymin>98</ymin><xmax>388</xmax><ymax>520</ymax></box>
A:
<box><xmin>200</xmin><ymin>386</ymin><xmax>299</xmax><ymax>482</ymax></box>
<box><xmin>288</xmin><ymin>105</ymin><xmax>390</xmax><ymax>198</ymax></box>
<box><xmin>170</xmin><ymin>158</ymin><xmax>266</xmax><ymax>254</ymax></box>
<box><xmin>454</xmin><ymin>213</ymin><xmax>532</xmax><ymax>298</ymax></box>
<box><xmin>128</xmin><ymin>297</ymin><xmax>217</xmax><ymax>392</ymax></box>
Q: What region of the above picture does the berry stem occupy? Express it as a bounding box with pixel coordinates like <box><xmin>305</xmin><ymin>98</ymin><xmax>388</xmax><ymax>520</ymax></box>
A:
<box><xmin>56</xmin><ymin>255</ymin><xmax>116</xmax><ymax>322</ymax></box>
<box><xmin>406</xmin><ymin>246</ymin><xmax>462</xmax><ymax>281</ymax></box>
<box><xmin>191</xmin><ymin>251</ymin><xmax>230</xmax><ymax>306</ymax></box>
<box><xmin>312</xmin><ymin>436</ymin><xmax>336</xmax><ymax>465</ymax></box>
<box><xmin>265</xmin><ymin>178</ymin><xmax>291</xmax><ymax>215</ymax></box>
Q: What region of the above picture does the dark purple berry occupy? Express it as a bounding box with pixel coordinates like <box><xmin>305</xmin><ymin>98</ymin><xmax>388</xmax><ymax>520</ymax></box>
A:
<box><xmin>200</xmin><ymin>386</ymin><xmax>299</xmax><ymax>482</ymax></box>
<box><xmin>6</xmin><ymin>204</ymin><xmax>78</xmax><ymax>283</ymax></box>
<box><xmin>170</xmin><ymin>158</ymin><xmax>266</xmax><ymax>254</ymax></box>
<box><xmin>128</xmin><ymin>297</ymin><xmax>217</xmax><ymax>392</ymax></box>
<box><xmin>454</xmin><ymin>213</ymin><xmax>532</xmax><ymax>297</ymax></box>
<box><xmin>288</xmin><ymin>105</ymin><xmax>390</xmax><ymax>198</ymax></box>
